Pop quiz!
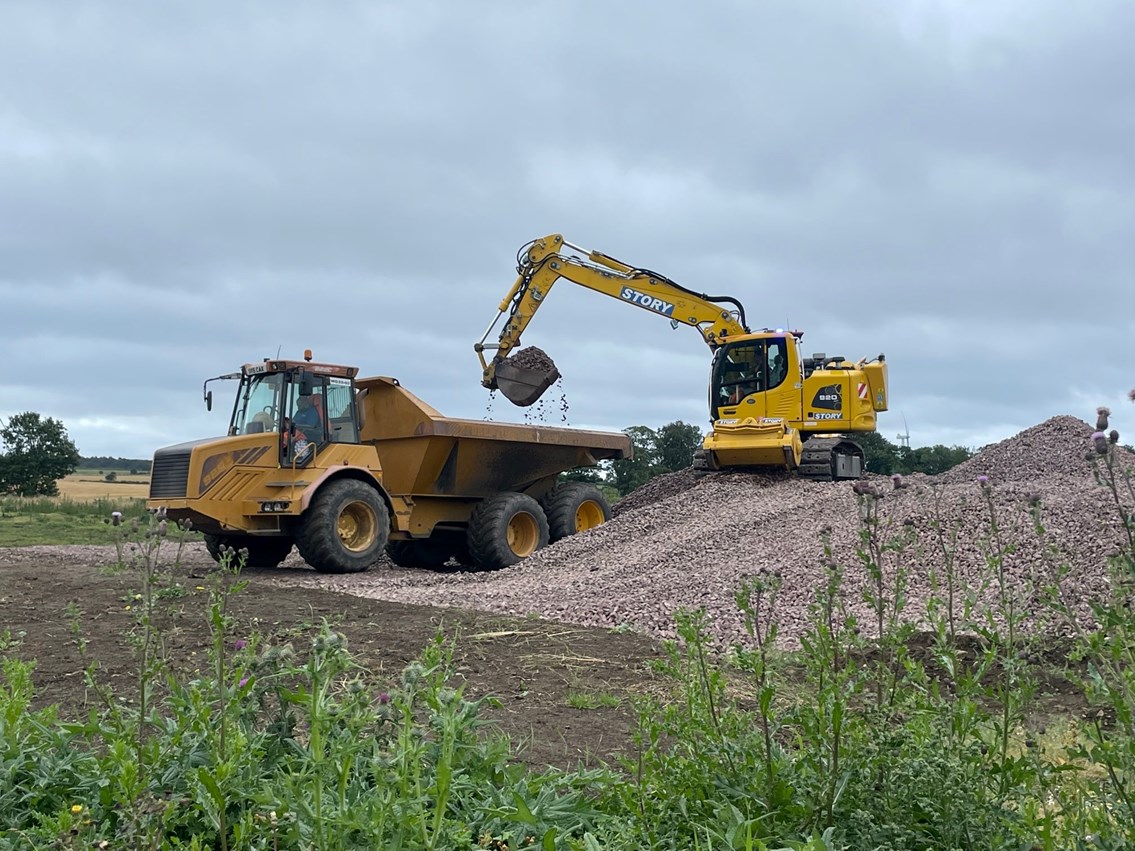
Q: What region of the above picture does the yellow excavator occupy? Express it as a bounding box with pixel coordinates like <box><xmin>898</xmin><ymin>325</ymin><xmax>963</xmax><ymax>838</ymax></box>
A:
<box><xmin>474</xmin><ymin>233</ymin><xmax>889</xmax><ymax>481</ymax></box>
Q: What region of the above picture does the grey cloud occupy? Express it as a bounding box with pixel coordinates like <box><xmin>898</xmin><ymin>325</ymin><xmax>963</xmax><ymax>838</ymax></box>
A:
<box><xmin>2</xmin><ymin>0</ymin><xmax>1133</xmax><ymax>458</ymax></box>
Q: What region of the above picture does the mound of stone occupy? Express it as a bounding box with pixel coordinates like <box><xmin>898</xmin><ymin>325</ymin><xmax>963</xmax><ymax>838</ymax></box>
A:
<box><xmin>611</xmin><ymin>467</ymin><xmax>705</xmax><ymax>517</ymax></box>
<box><xmin>937</xmin><ymin>416</ymin><xmax>1097</xmax><ymax>484</ymax></box>
<box><xmin>273</xmin><ymin>412</ymin><xmax>1135</xmax><ymax>652</ymax></box>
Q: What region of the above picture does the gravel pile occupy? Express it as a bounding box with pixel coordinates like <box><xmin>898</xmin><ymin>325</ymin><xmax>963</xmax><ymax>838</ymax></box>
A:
<box><xmin>938</xmin><ymin>415</ymin><xmax>1133</xmax><ymax>484</ymax></box>
<box><xmin>267</xmin><ymin>414</ymin><xmax>1135</xmax><ymax>649</ymax></box>
<box><xmin>508</xmin><ymin>346</ymin><xmax>557</xmax><ymax>372</ymax></box>
<box><xmin>610</xmin><ymin>467</ymin><xmax>710</xmax><ymax>517</ymax></box>
<box><xmin>11</xmin><ymin>415</ymin><xmax>1131</xmax><ymax>651</ymax></box>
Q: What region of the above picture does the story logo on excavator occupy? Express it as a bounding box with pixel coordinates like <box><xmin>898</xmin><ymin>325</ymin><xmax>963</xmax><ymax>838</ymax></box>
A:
<box><xmin>619</xmin><ymin>287</ymin><xmax>675</xmax><ymax>316</ymax></box>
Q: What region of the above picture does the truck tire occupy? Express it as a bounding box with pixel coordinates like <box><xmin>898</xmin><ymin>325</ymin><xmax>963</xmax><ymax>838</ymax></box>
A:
<box><xmin>386</xmin><ymin>538</ymin><xmax>452</xmax><ymax>569</ymax></box>
<box><xmin>203</xmin><ymin>533</ymin><xmax>293</xmax><ymax>568</ymax></box>
<box><xmin>541</xmin><ymin>483</ymin><xmax>611</xmax><ymax>542</ymax></box>
<box><xmin>466</xmin><ymin>492</ymin><xmax>549</xmax><ymax>570</ymax></box>
<box><xmin>296</xmin><ymin>480</ymin><xmax>389</xmax><ymax>574</ymax></box>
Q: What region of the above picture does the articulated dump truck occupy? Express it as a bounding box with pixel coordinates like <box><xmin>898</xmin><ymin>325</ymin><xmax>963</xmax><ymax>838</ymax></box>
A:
<box><xmin>147</xmin><ymin>352</ymin><xmax>630</xmax><ymax>573</ymax></box>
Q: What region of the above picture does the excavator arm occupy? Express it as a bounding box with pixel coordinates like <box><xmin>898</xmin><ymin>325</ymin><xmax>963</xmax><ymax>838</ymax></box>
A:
<box><xmin>476</xmin><ymin>233</ymin><xmax>751</xmax><ymax>406</ymax></box>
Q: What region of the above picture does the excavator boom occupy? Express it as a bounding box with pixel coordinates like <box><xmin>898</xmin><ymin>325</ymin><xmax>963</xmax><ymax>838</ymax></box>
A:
<box><xmin>475</xmin><ymin>232</ymin><xmax>888</xmax><ymax>481</ymax></box>
<box><xmin>476</xmin><ymin>233</ymin><xmax>749</xmax><ymax>405</ymax></box>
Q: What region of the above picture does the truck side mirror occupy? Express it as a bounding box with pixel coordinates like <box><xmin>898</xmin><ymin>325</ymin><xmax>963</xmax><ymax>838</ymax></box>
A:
<box><xmin>205</xmin><ymin>390</ymin><xmax>213</xmax><ymax>412</ymax></box>
<box><xmin>298</xmin><ymin>371</ymin><xmax>314</xmax><ymax>396</ymax></box>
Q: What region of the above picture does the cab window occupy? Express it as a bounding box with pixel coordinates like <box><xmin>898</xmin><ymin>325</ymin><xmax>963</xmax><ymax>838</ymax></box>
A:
<box><xmin>325</xmin><ymin>379</ymin><xmax>359</xmax><ymax>443</ymax></box>
<box><xmin>713</xmin><ymin>342</ymin><xmax>764</xmax><ymax>407</ymax></box>
<box><xmin>766</xmin><ymin>338</ymin><xmax>789</xmax><ymax>390</ymax></box>
<box><xmin>233</xmin><ymin>373</ymin><xmax>283</xmax><ymax>435</ymax></box>
<box><xmin>284</xmin><ymin>375</ymin><xmax>359</xmax><ymax>444</ymax></box>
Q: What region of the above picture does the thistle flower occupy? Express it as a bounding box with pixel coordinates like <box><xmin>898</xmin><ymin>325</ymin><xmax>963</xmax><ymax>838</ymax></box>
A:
<box><xmin>401</xmin><ymin>661</ymin><xmax>424</xmax><ymax>687</ymax></box>
<box><xmin>156</xmin><ymin>519</ymin><xmax>168</xmax><ymax>537</ymax></box>
<box><xmin>378</xmin><ymin>691</ymin><xmax>391</xmax><ymax>704</ymax></box>
<box><xmin>238</xmin><ymin>676</ymin><xmax>250</xmax><ymax>688</ymax></box>
<box><xmin>1092</xmin><ymin>431</ymin><xmax>1109</xmax><ymax>455</ymax></box>
<box><xmin>1128</xmin><ymin>387</ymin><xmax>1135</xmax><ymax>403</ymax></box>
<box><xmin>892</xmin><ymin>473</ymin><xmax>904</xmax><ymax>489</ymax></box>
<box><xmin>234</xmin><ymin>639</ymin><xmax>247</xmax><ymax>651</ymax></box>
<box><xmin>110</xmin><ymin>511</ymin><xmax>123</xmax><ymax>527</ymax></box>
<box><xmin>1026</xmin><ymin>491</ymin><xmax>1041</xmax><ymax>508</ymax></box>
<box><xmin>1109</xmin><ymin>429</ymin><xmax>1120</xmax><ymax>444</ymax></box>
<box><xmin>977</xmin><ymin>475</ymin><xmax>990</xmax><ymax>487</ymax></box>
<box><xmin>1096</xmin><ymin>407</ymin><xmax>1111</xmax><ymax>431</ymax></box>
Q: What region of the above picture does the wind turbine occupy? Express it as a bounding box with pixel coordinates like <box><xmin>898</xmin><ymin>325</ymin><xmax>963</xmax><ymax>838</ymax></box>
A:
<box><xmin>896</xmin><ymin>411</ymin><xmax>911</xmax><ymax>448</ymax></box>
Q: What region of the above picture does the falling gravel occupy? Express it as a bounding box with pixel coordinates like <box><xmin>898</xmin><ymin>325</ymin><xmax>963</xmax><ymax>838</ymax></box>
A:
<box><xmin>267</xmin><ymin>414</ymin><xmax>1135</xmax><ymax>650</ymax></box>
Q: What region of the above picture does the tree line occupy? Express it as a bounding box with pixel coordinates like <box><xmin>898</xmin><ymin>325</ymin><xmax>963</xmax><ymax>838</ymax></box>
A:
<box><xmin>79</xmin><ymin>456</ymin><xmax>152</xmax><ymax>473</ymax></box>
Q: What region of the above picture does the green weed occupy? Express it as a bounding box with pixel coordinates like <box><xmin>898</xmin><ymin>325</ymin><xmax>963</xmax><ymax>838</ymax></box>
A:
<box><xmin>567</xmin><ymin>691</ymin><xmax>621</xmax><ymax>710</ymax></box>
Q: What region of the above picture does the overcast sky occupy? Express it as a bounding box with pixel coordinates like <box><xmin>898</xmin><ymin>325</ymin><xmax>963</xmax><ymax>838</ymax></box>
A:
<box><xmin>2</xmin><ymin>0</ymin><xmax>1134</xmax><ymax>461</ymax></box>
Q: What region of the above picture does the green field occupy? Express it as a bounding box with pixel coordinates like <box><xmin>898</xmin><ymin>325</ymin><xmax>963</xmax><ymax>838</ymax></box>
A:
<box><xmin>0</xmin><ymin>496</ymin><xmax>152</xmax><ymax>546</ymax></box>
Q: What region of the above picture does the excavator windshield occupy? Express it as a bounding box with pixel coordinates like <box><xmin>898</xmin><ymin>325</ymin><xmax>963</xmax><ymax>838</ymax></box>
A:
<box><xmin>711</xmin><ymin>338</ymin><xmax>790</xmax><ymax>412</ymax></box>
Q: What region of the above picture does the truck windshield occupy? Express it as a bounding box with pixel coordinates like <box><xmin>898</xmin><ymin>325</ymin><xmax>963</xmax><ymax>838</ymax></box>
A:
<box><xmin>232</xmin><ymin>373</ymin><xmax>284</xmax><ymax>436</ymax></box>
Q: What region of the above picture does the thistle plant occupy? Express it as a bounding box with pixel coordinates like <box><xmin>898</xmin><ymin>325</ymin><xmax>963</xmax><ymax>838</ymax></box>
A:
<box><xmin>851</xmin><ymin>479</ymin><xmax>916</xmax><ymax>711</ymax></box>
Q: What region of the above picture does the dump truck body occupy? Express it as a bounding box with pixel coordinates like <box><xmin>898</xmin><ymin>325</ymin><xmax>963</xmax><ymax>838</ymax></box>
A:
<box><xmin>148</xmin><ymin>356</ymin><xmax>630</xmax><ymax>573</ymax></box>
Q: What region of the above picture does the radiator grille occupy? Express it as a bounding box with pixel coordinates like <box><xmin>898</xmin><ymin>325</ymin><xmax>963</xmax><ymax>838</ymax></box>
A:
<box><xmin>150</xmin><ymin>449</ymin><xmax>191</xmax><ymax>498</ymax></box>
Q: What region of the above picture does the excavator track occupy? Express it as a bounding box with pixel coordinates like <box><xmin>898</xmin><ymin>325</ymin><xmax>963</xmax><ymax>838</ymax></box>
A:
<box><xmin>694</xmin><ymin>439</ymin><xmax>865</xmax><ymax>481</ymax></box>
<box><xmin>798</xmin><ymin>437</ymin><xmax>865</xmax><ymax>481</ymax></box>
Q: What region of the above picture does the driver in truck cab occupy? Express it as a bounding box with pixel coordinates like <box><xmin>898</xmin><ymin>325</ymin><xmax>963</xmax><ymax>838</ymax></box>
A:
<box><xmin>293</xmin><ymin>394</ymin><xmax>325</xmax><ymax>440</ymax></box>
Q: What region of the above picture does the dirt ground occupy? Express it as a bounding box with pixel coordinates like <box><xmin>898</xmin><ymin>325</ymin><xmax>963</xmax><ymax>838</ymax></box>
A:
<box><xmin>0</xmin><ymin>546</ymin><xmax>664</xmax><ymax>771</ymax></box>
<box><xmin>1</xmin><ymin>538</ymin><xmax>1094</xmax><ymax>774</ymax></box>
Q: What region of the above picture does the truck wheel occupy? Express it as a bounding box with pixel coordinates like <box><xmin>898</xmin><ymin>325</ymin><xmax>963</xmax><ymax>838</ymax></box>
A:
<box><xmin>541</xmin><ymin>483</ymin><xmax>611</xmax><ymax>542</ymax></box>
<box><xmin>466</xmin><ymin>492</ymin><xmax>549</xmax><ymax>570</ymax></box>
<box><xmin>296</xmin><ymin>480</ymin><xmax>389</xmax><ymax>574</ymax></box>
<box><xmin>203</xmin><ymin>534</ymin><xmax>293</xmax><ymax>568</ymax></box>
<box><xmin>386</xmin><ymin>538</ymin><xmax>452</xmax><ymax>569</ymax></box>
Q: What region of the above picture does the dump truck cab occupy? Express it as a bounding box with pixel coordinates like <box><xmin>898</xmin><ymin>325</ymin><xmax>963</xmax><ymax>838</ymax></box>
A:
<box><xmin>148</xmin><ymin>352</ymin><xmax>630</xmax><ymax>574</ymax></box>
<box><xmin>222</xmin><ymin>356</ymin><xmax>361</xmax><ymax>465</ymax></box>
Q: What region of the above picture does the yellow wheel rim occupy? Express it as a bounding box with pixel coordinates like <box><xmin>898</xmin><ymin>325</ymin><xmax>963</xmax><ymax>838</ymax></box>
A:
<box><xmin>574</xmin><ymin>500</ymin><xmax>606</xmax><ymax>532</ymax></box>
<box><xmin>337</xmin><ymin>500</ymin><xmax>378</xmax><ymax>552</ymax></box>
<box><xmin>506</xmin><ymin>512</ymin><xmax>540</xmax><ymax>557</ymax></box>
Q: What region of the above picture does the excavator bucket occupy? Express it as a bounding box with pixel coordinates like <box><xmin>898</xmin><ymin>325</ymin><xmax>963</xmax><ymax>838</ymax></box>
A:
<box><xmin>494</xmin><ymin>359</ymin><xmax>561</xmax><ymax>407</ymax></box>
